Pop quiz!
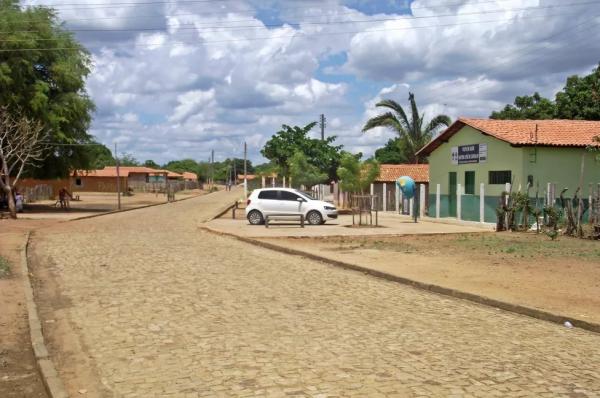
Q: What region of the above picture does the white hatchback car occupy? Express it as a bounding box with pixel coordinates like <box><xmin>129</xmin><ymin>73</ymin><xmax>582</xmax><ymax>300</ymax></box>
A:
<box><xmin>245</xmin><ymin>188</ymin><xmax>338</xmax><ymax>225</ymax></box>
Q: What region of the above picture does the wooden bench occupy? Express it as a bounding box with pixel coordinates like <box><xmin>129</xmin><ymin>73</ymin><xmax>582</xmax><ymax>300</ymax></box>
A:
<box><xmin>265</xmin><ymin>213</ymin><xmax>304</xmax><ymax>228</ymax></box>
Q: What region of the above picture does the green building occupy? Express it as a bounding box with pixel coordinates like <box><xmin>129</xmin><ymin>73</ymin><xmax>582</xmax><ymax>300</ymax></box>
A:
<box><xmin>418</xmin><ymin>118</ymin><xmax>600</xmax><ymax>223</ymax></box>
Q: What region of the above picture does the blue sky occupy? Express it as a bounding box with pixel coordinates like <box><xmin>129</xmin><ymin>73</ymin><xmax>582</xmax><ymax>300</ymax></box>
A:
<box><xmin>25</xmin><ymin>0</ymin><xmax>600</xmax><ymax>164</ymax></box>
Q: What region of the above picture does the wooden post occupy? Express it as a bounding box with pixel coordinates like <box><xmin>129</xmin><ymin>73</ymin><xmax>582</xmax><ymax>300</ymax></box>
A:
<box><xmin>457</xmin><ymin>183</ymin><xmax>462</xmax><ymax>220</ymax></box>
<box><xmin>382</xmin><ymin>183</ymin><xmax>387</xmax><ymax>212</ymax></box>
<box><xmin>419</xmin><ymin>183</ymin><xmax>426</xmax><ymax>218</ymax></box>
<box><xmin>435</xmin><ymin>183</ymin><xmax>441</xmax><ymax>219</ymax></box>
<box><xmin>480</xmin><ymin>182</ymin><xmax>485</xmax><ymax>223</ymax></box>
<box><xmin>261</xmin><ymin>176</ymin><xmax>265</xmax><ymax>188</ymax></box>
<box><xmin>370</xmin><ymin>183</ymin><xmax>374</xmax><ymax>210</ymax></box>
<box><xmin>409</xmin><ymin>197</ymin><xmax>414</xmax><ymax>217</ymax></box>
<box><xmin>282</xmin><ymin>176</ymin><xmax>286</xmax><ymax>188</ymax></box>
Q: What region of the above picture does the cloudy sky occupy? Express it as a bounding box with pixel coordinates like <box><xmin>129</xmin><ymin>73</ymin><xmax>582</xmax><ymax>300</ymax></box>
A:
<box><xmin>25</xmin><ymin>0</ymin><xmax>600</xmax><ymax>164</ymax></box>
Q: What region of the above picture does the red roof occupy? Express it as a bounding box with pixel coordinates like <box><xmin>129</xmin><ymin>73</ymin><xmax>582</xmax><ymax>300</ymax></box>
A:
<box><xmin>418</xmin><ymin>118</ymin><xmax>600</xmax><ymax>156</ymax></box>
<box><xmin>74</xmin><ymin>166</ymin><xmax>158</xmax><ymax>178</ymax></box>
<box><xmin>376</xmin><ymin>164</ymin><xmax>429</xmax><ymax>183</ymax></box>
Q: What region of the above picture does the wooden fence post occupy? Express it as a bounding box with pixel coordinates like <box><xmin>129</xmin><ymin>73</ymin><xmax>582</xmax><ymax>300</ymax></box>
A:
<box><xmin>395</xmin><ymin>183</ymin><xmax>400</xmax><ymax>213</ymax></box>
<box><xmin>383</xmin><ymin>183</ymin><xmax>387</xmax><ymax>212</ymax></box>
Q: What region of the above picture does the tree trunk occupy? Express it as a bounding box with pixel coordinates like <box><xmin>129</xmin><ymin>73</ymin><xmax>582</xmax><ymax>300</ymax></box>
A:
<box><xmin>6</xmin><ymin>187</ymin><xmax>16</xmax><ymax>219</ymax></box>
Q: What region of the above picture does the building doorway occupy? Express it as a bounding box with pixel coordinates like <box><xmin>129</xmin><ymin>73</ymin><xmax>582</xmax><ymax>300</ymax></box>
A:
<box><xmin>449</xmin><ymin>172</ymin><xmax>457</xmax><ymax>217</ymax></box>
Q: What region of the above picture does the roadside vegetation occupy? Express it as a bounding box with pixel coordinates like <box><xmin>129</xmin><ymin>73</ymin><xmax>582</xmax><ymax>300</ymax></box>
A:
<box><xmin>0</xmin><ymin>256</ymin><xmax>10</xmax><ymax>278</ymax></box>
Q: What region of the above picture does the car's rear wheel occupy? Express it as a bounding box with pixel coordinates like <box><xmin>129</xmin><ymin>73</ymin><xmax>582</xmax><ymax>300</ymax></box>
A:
<box><xmin>307</xmin><ymin>210</ymin><xmax>323</xmax><ymax>225</ymax></box>
<box><xmin>247</xmin><ymin>210</ymin><xmax>264</xmax><ymax>225</ymax></box>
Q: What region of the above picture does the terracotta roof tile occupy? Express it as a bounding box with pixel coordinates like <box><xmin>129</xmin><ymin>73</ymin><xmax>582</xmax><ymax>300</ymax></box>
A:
<box><xmin>376</xmin><ymin>164</ymin><xmax>429</xmax><ymax>183</ymax></box>
<box><xmin>418</xmin><ymin>118</ymin><xmax>600</xmax><ymax>156</ymax></box>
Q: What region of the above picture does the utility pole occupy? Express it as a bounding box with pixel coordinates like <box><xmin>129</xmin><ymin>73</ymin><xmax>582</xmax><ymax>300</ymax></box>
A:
<box><xmin>114</xmin><ymin>143</ymin><xmax>121</xmax><ymax>210</ymax></box>
<box><xmin>319</xmin><ymin>114</ymin><xmax>326</xmax><ymax>141</ymax></box>
<box><xmin>244</xmin><ymin>142</ymin><xmax>248</xmax><ymax>198</ymax></box>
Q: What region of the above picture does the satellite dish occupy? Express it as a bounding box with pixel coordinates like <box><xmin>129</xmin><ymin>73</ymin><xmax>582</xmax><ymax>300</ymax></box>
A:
<box><xmin>396</xmin><ymin>176</ymin><xmax>416</xmax><ymax>199</ymax></box>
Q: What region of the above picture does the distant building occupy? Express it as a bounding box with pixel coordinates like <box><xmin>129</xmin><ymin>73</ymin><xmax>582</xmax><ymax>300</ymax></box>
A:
<box><xmin>373</xmin><ymin>164</ymin><xmax>429</xmax><ymax>213</ymax></box>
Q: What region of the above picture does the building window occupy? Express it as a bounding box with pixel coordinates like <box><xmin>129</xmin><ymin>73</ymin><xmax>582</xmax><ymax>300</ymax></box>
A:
<box><xmin>527</xmin><ymin>175</ymin><xmax>534</xmax><ymax>187</ymax></box>
<box><xmin>489</xmin><ymin>170</ymin><xmax>512</xmax><ymax>185</ymax></box>
<box><xmin>464</xmin><ymin>171</ymin><xmax>475</xmax><ymax>195</ymax></box>
<box><xmin>75</xmin><ymin>178</ymin><xmax>82</xmax><ymax>186</ymax></box>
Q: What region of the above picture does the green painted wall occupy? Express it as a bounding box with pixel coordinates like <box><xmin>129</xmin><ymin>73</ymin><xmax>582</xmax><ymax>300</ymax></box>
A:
<box><xmin>524</xmin><ymin>147</ymin><xmax>600</xmax><ymax>196</ymax></box>
<box><xmin>427</xmin><ymin>125</ymin><xmax>600</xmax><ymax>221</ymax></box>
<box><xmin>428</xmin><ymin>125</ymin><xmax>525</xmax><ymax>197</ymax></box>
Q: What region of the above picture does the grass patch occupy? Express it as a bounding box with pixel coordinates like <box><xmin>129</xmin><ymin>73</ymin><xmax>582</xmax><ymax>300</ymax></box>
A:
<box><xmin>0</xmin><ymin>256</ymin><xmax>10</xmax><ymax>278</ymax></box>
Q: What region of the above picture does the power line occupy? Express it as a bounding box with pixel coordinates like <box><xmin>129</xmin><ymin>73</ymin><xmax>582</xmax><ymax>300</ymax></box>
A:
<box><xmin>5</xmin><ymin>1</ymin><xmax>599</xmax><ymax>35</ymax></box>
<box><xmin>15</xmin><ymin>0</ymin><xmax>569</xmax><ymax>12</ymax></box>
<box><xmin>4</xmin><ymin>0</ymin><xmax>564</xmax><ymax>25</ymax></box>
<box><xmin>0</xmin><ymin>13</ymin><xmax>581</xmax><ymax>51</ymax></box>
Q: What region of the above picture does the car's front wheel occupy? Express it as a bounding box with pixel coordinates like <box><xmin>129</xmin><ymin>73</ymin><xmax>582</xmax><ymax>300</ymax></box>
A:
<box><xmin>247</xmin><ymin>210</ymin><xmax>264</xmax><ymax>225</ymax></box>
<box><xmin>306</xmin><ymin>210</ymin><xmax>323</xmax><ymax>225</ymax></box>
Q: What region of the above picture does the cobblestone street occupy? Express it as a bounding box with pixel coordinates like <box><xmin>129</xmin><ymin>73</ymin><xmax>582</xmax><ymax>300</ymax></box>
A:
<box><xmin>31</xmin><ymin>189</ymin><xmax>600</xmax><ymax>397</ymax></box>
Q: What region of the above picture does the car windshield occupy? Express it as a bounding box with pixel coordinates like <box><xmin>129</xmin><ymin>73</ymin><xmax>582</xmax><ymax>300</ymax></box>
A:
<box><xmin>294</xmin><ymin>190</ymin><xmax>315</xmax><ymax>200</ymax></box>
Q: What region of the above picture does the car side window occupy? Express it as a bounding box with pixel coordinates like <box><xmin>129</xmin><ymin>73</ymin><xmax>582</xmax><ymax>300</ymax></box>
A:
<box><xmin>258</xmin><ymin>190</ymin><xmax>278</xmax><ymax>200</ymax></box>
<box><xmin>280</xmin><ymin>191</ymin><xmax>301</xmax><ymax>201</ymax></box>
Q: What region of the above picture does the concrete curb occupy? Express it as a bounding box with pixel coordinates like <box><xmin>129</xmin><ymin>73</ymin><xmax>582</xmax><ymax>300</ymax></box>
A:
<box><xmin>21</xmin><ymin>232</ymin><xmax>69</xmax><ymax>398</ymax></box>
<box><xmin>199</xmin><ymin>225</ymin><xmax>600</xmax><ymax>335</ymax></box>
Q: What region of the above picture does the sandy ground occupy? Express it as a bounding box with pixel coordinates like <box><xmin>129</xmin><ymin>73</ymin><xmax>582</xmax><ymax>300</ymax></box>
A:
<box><xmin>207</xmin><ymin>212</ymin><xmax>492</xmax><ymax>238</ymax></box>
<box><xmin>259</xmin><ymin>233</ymin><xmax>600</xmax><ymax>324</ymax></box>
<box><xmin>27</xmin><ymin>188</ymin><xmax>600</xmax><ymax>397</ymax></box>
<box><xmin>9</xmin><ymin>190</ymin><xmax>205</xmax><ymax>220</ymax></box>
<box><xmin>0</xmin><ymin>219</ymin><xmax>54</xmax><ymax>398</ymax></box>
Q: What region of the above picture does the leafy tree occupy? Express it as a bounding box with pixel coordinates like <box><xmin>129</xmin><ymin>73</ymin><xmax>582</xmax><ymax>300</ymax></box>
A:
<box><xmin>0</xmin><ymin>1</ymin><xmax>95</xmax><ymax>178</ymax></box>
<box><xmin>254</xmin><ymin>161</ymin><xmax>279</xmax><ymax>176</ymax></box>
<box><xmin>289</xmin><ymin>151</ymin><xmax>327</xmax><ymax>188</ymax></box>
<box><xmin>119</xmin><ymin>153</ymin><xmax>139</xmax><ymax>167</ymax></box>
<box><xmin>555</xmin><ymin>63</ymin><xmax>600</xmax><ymax>120</ymax></box>
<box><xmin>261</xmin><ymin>122</ymin><xmax>343</xmax><ymax>180</ymax></box>
<box><xmin>491</xmin><ymin>63</ymin><xmax>600</xmax><ymax>120</ymax></box>
<box><xmin>164</xmin><ymin>159</ymin><xmax>201</xmax><ymax>174</ymax></box>
<box><xmin>337</xmin><ymin>153</ymin><xmax>380</xmax><ymax>194</ymax></box>
<box><xmin>143</xmin><ymin>159</ymin><xmax>160</xmax><ymax>169</ymax></box>
<box><xmin>373</xmin><ymin>138</ymin><xmax>409</xmax><ymax>164</ymax></box>
<box><xmin>490</xmin><ymin>92</ymin><xmax>557</xmax><ymax>120</ymax></box>
<box><xmin>363</xmin><ymin>93</ymin><xmax>451</xmax><ymax>163</ymax></box>
<box><xmin>87</xmin><ymin>143</ymin><xmax>114</xmax><ymax>169</ymax></box>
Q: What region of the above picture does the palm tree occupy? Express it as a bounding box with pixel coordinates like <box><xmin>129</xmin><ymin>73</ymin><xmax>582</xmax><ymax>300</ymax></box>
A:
<box><xmin>362</xmin><ymin>92</ymin><xmax>451</xmax><ymax>163</ymax></box>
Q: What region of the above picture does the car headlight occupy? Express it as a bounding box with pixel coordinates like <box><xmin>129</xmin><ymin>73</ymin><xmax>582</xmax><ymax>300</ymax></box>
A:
<box><xmin>324</xmin><ymin>206</ymin><xmax>336</xmax><ymax>211</ymax></box>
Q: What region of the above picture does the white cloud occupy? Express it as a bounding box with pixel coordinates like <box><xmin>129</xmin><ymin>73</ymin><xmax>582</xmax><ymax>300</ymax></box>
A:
<box><xmin>28</xmin><ymin>0</ymin><xmax>600</xmax><ymax>163</ymax></box>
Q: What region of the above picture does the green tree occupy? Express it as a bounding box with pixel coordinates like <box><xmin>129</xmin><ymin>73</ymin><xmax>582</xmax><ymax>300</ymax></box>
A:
<box><xmin>261</xmin><ymin>122</ymin><xmax>343</xmax><ymax>180</ymax></box>
<box><xmin>87</xmin><ymin>143</ymin><xmax>114</xmax><ymax>169</ymax></box>
<box><xmin>164</xmin><ymin>159</ymin><xmax>201</xmax><ymax>174</ymax></box>
<box><xmin>373</xmin><ymin>138</ymin><xmax>409</xmax><ymax>164</ymax></box>
<box><xmin>490</xmin><ymin>92</ymin><xmax>557</xmax><ymax>120</ymax></box>
<box><xmin>118</xmin><ymin>153</ymin><xmax>139</xmax><ymax>167</ymax></box>
<box><xmin>143</xmin><ymin>159</ymin><xmax>160</xmax><ymax>169</ymax></box>
<box><xmin>337</xmin><ymin>153</ymin><xmax>380</xmax><ymax>194</ymax></box>
<box><xmin>362</xmin><ymin>93</ymin><xmax>451</xmax><ymax>163</ymax></box>
<box><xmin>0</xmin><ymin>1</ymin><xmax>96</xmax><ymax>178</ymax></box>
<box><xmin>288</xmin><ymin>151</ymin><xmax>327</xmax><ymax>188</ymax></box>
<box><xmin>491</xmin><ymin>63</ymin><xmax>600</xmax><ymax>121</ymax></box>
<box><xmin>555</xmin><ymin>63</ymin><xmax>600</xmax><ymax>120</ymax></box>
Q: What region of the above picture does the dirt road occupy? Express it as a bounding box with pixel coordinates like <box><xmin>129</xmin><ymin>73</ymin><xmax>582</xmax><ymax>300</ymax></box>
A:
<box><xmin>30</xmin><ymin>188</ymin><xmax>600</xmax><ymax>397</ymax></box>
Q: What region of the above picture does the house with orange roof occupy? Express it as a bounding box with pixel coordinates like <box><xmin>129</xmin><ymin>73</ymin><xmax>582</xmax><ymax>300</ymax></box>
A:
<box><xmin>373</xmin><ymin>164</ymin><xmax>429</xmax><ymax>213</ymax></box>
<box><xmin>417</xmin><ymin>118</ymin><xmax>600</xmax><ymax>222</ymax></box>
<box><xmin>72</xmin><ymin>166</ymin><xmax>190</xmax><ymax>192</ymax></box>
